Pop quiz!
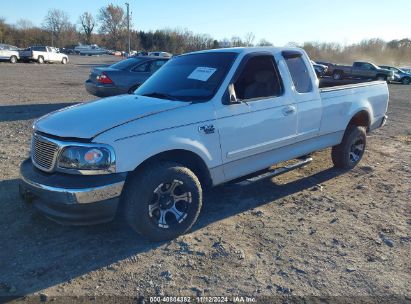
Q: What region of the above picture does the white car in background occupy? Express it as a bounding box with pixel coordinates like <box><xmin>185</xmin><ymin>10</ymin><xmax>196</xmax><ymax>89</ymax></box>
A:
<box><xmin>0</xmin><ymin>43</ymin><xmax>20</xmax><ymax>63</ymax></box>
<box><xmin>149</xmin><ymin>51</ymin><xmax>173</xmax><ymax>58</ymax></box>
<box><xmin>19</xmin><ymin>46</ymin><xmax>69</xmax><ymax>64</ymax></box>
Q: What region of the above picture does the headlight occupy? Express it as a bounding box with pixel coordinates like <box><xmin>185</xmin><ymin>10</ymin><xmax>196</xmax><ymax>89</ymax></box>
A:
<box><xmin>58</xmin><ymin>146</ymin><xmax>113</xmax><ymax>171</ymax></box>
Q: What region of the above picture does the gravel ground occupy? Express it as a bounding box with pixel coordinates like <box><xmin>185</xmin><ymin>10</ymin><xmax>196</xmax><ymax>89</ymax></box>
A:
<box><xmin>0</xmin><ymin>56</ymin><xmax>410</xmax><ymax>303</ymax></box>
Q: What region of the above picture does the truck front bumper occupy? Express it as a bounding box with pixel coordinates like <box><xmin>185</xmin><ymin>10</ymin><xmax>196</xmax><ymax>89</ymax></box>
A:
<box><xmin>19</xmin><ymin>159</ymin><xmax>126</xmax><ymax>225</ymax></box>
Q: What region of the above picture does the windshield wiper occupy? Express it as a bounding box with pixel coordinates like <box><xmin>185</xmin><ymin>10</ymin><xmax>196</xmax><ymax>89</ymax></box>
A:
<box><xmin>141</xmin><ymin>92</ymin><xmax>179</xmax><ymax>101</ymax></box>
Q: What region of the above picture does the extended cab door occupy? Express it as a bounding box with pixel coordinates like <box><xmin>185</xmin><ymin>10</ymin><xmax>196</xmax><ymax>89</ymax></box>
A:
<box><xmin>214</xmin><ymin>53</ymin><xmax>298</xmax><ymax>181</ymax></box>
<box><xmin>282</xmin><ymin>51</ymin><xmax>322</xmax><ymax>142</ymax></box>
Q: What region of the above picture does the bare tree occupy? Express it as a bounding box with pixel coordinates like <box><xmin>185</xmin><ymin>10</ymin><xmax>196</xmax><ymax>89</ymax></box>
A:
<box><xmin>244</xmin><ymin>32</ymin><xmax>255</xmax><ymax>47</ymax></box>
<box><xmin>231</xmin><ymin>36</ymin><xmax>245</xmax><ymax>47</ymax></box>
<box><xmin>0</xmin><ymin>17</ymin><xmax>7</xmax><ymax>43</ymax></box>
<box><xmin>43</xmin><ymin>9</ymin><xmax>71</xmax><ymax>46</ymax></box>
<box><xmin>79</xmin><ymin>12</ymin><xmax>95</xmax><ymax>44</ymax></box>
<box><xmin>98</xmin><ymin>4</ymin><xmax>127</xmax><ymax>50</ymax></box>
<box><xmin>258</xmin><ymin>38</ymin><xmax>273</xmax><ymax>47</ymax></box>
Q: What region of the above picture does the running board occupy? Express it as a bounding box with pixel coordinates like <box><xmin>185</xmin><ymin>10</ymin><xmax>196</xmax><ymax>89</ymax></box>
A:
<box><xmin>244</xmin><ymin>157</ymin><xmax>313</xmax><ymax>183</ymax></box>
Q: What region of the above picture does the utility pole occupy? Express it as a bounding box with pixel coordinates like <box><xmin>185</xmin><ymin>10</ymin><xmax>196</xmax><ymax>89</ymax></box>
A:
<box><xmin>125</xmin><ymin>2</ymin><xmax>130</xmax><ymax>54</ymax></box>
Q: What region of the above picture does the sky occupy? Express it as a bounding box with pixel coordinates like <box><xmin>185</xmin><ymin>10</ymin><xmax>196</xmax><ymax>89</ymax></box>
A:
<box><xmin>2</xmin><ymin>0</ymin><xmax>411</xmax><ymax>46</ymax></box>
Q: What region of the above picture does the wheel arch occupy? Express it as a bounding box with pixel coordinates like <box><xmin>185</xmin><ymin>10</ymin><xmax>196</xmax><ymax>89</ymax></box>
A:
<box><xmin>128</xmin><ymin>149</ymin><xmax>213</xmax><ymax>190</ymax></box>
<box><xmin>347</xmin><ymin>109</ymin><xmax>371</xmax><ymax>131</ymax></box>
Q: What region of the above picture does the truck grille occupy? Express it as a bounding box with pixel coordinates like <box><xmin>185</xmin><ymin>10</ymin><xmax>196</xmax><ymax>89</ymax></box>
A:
<box><xmin>31</xmin><ymin>134</ymin><xmax>59</xmax><ymax>172</ymax></box>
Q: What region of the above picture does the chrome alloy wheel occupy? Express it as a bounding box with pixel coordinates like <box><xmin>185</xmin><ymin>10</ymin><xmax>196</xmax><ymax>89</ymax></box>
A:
<box><xmin>349</xmin><ymin>137</ymin><xmax>365</xmax><ymax>163</ymax></box>
<box><xmin>149</xmin><ymin>180</ymin><xmax>192</xmax><ymax>229</ymax></box>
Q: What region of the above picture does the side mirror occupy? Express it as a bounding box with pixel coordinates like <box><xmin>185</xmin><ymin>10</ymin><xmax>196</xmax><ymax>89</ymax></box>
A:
<box><xmin>228</xmin><ymin>84</ymin><xmax>238</xmax><ymax>103</ymax></box>
<box><xmin>222</xmin><ymin>84</ymin><xmax>241</xmax><ymax>105</ymax></box>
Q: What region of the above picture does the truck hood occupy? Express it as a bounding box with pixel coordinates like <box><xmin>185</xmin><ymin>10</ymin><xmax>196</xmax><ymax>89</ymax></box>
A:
<box><xmin>34</xmin><ymin>95</ymin><xmax>189</xmax><ymax>139</ymax></box>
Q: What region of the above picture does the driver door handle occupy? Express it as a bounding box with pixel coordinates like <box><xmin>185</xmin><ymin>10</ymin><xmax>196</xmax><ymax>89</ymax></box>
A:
<box><xmin>282</xmin><ymin>105</ymin><xmax>296</xmax><ymax>116</ymax></box>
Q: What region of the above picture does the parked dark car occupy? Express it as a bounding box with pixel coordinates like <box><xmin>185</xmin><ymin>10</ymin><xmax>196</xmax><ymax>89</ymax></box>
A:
<box><xmin>85</xmin><ymin>57</ymin><xmax>169</xmax><ymax>97</ymax></box>
<box><xmin>330</xmin><ymin>61</ymin><xmax>394</xmax><ymax>82</ymax></box>
<box><xmin>379</xmin><ymin>65</ymin><xmax>411</xmax><ymax>85</ymax></box>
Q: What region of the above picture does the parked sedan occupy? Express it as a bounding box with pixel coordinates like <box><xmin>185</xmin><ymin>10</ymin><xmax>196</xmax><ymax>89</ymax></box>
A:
<box><xmin>379</xmin><ymin>65</ymin><xmax>411</xmax><ymax>85</ymax></box>
<box><xmin>85</xmin><ymin>57</ymin><xmax>169</xmax><ymax>97</ymax></box>
<box><xmin>0</xmin><ymin>43</ymin><xmax>20</xmax><ymax>63</ymax></box>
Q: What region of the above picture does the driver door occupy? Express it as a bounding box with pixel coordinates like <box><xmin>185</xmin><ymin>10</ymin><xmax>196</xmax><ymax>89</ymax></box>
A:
<box><xmin>214</xmin><ymin>53</ymin><xmax>298</xmax><ymax>181</ymax></box>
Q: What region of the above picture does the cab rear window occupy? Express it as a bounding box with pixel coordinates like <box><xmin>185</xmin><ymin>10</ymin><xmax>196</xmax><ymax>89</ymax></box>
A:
<box><xmin>283</xmin><ymin>53</ymin><xmax>312</xmax><ymax>93</ymax></box>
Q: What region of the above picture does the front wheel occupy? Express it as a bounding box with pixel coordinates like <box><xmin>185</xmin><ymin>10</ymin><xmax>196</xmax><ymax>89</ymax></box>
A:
<box><xmin>123</xmin><ymin>162</ymin><xmax>202</xmax><ymax>241</ymax></box>
<box><xmin>402</xmin><ymin>77</ymin><xmax>411</xmax><ymax>85</ymax></box>
<box><xmin>61</xmin><ymin>57</ymin><xmax>67</xmax><ymax>64</ymax></box>
<box><xmin>10</xmin><ymin>56</ymin><xmax>17</xmax><ymax>64</ymax></box>
<box><xmin>332</xmin><ymin>125</ymin><xmax>366</xmax><ymax>169</ymax></box>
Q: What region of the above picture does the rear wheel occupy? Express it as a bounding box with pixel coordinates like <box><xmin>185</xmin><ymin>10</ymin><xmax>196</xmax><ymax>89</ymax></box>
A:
<box><xmin>37</xmin><ymin>56</ymin><xmax>44</xmax><ymax>64</ymax></box>
<box><xmin>333</xmin><ymin>71</ymin><xmax>343</xmax><ymax>80</ymax></box>
<box><xmin>402</xmin><ymin>77</ymin><xmax>411</xmax><ymax>85</ymax></box>
<box><xmin>123</xmin><ymin>162</ymin><xmax>202</xmax><ymax>241</ymax></box>
<box><xmin>10</xmin><ymin>56</ymin><xmax>17</xmax><ymax>64</ymax></box>
<box><xmin>332</xmin><ymin>125</ymin><xmax>366</xmax><ymax>169</ymax></box>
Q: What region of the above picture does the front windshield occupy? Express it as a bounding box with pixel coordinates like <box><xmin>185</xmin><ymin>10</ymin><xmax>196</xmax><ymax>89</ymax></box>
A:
<box><xmin>135</xmin><ymin>52</ymin><xmax>238</xmax><ymax>102</ymax></box>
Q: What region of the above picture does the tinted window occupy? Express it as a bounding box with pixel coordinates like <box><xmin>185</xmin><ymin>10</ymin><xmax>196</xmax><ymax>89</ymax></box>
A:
<box><xmin>284</xmin><ymin>56</ymin><xmax>312</xmax><ymax>93</ymax></box>
<box><xmin>363</xmin><ymin>64</ymin><xmax>373</xmax><ymax>70</ymax></box>
<box><xmin>32</xmin><ymin>46</ymin><xmax>46</xmax><ymax>52</ymax></box>
<box><xmin>149</xmin><ymin>60</ymin><xmax>167</xmax><ymax>73</ymax></box>
<box><xmin>111</xmin><ymin>58</ymin><xmax>144</xmax><ymax>70</ymax></box>
<box><xmin>234</xmin><ymin>56</ymin><xmax>282</xmax><ymax>100</ymax></box>
<box><xmin>132</xmin><ymin>62</ymin><xmax>149</xmax><ymax>72</ymax></box>
<box><xmin>136</xmin><ymin>52</ymin><xmax>238</xmax><ymax>102</ymax></box>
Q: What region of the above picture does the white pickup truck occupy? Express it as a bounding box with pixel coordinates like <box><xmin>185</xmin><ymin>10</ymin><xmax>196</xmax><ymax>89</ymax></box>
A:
<box><xmin>20</xmin><ymin>46</ymin><xmax>68</xmax><ymax>64</ymax></box>
<box><xmin>20</xmin><ymin>47</ymin><xmax>388</xmax><ymax>241</ymax></box>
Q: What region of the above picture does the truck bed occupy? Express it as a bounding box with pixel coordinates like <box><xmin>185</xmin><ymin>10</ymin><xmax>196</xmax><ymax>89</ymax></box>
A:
<box><xmin>319</xmin><ymin>78</ymin><xmax>370</xmax><ymax>89</ymax></box>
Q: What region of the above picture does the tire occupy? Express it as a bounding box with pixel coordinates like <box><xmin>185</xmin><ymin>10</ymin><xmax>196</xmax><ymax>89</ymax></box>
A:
<box><xmin>61</xmin><ymin>57</ymin><xmax>67</xmax><ymax>64</ymax></box>
<box><xmin>333</xmin><ymin>71</ymin><xmax>343</xmax><ymax>80</ymax></box>
<box><xmin>10</xmin><ymin>56</ymin><xmax>17</xmax><ymax>64</ymax></box>
<box><xmin>332</xmin><ymin>125</ymin><xmax>366</xmax><ymax>169</ymax></box>
<box><xmin>37</xmin><ymin>56</ymin><xmax>44</xmax><ymax>64</ymax></box>
<box><xmin>123</xmin><ymin>161</ymin><xmax>202</xmax><ymax>241</ymax></box>
<box><xmin>402</xmin><ymin>77</ymin><xmax>411</xmax><ymax>85</ymax></box>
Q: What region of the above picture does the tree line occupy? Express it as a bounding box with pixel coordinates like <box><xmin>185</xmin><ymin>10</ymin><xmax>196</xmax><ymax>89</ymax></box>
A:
<box><xmin>0</xmin><ymin>4</ymin><xmax>410</xmax><ymax>65</ymax></box>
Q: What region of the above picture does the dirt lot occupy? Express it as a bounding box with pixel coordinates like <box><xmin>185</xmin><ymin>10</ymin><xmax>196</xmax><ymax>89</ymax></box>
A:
<box><xmin>0</xmin><ymin>56</ymin><xmax>410</xmax><ymax>302</ymax></box>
